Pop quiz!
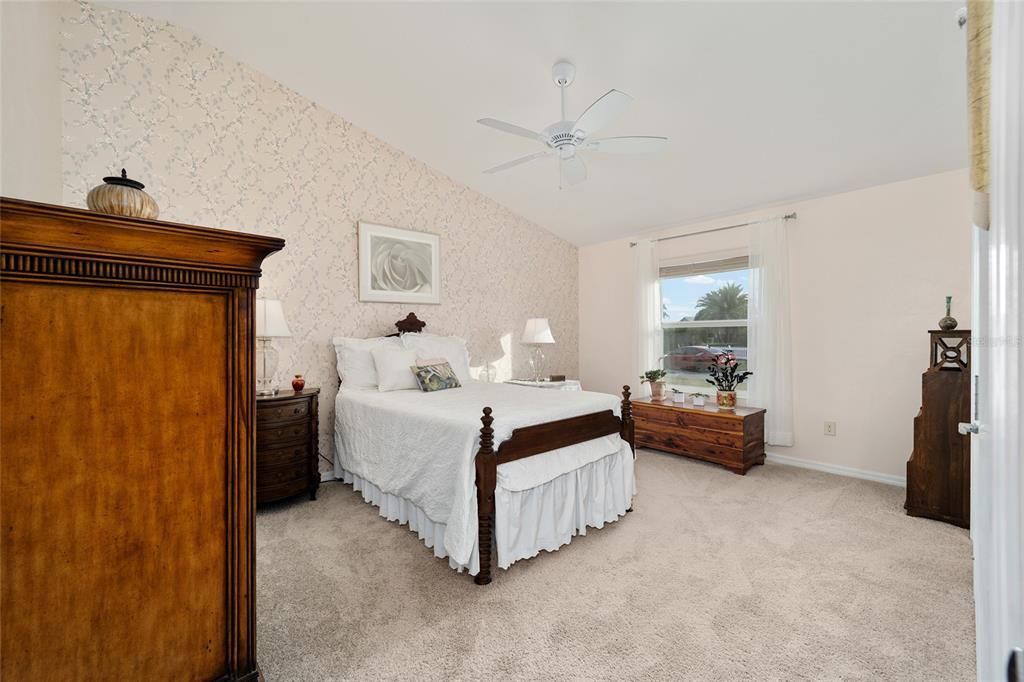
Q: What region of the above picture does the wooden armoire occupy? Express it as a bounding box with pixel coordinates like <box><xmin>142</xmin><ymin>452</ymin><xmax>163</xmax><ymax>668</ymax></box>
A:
<box><xmin>905</xmin><ymin>330</ymin><xmax>972</xmax><ymax>528</ymax></box>
<box><xmin>0</xmin><ymin>198</ymin><xmax>283</xmax><ymax>680</ymax></box>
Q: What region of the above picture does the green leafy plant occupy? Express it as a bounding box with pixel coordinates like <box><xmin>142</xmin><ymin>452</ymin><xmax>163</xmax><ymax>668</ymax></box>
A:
<box><xmin>671</xmin><ymin>388</ymin><xmax>710</xmax><ymax>397</ymax></box>
<box><xmin>640</xmin><ymin>369</ymin><xmax>667</xmax><ymax>384</ymax></box>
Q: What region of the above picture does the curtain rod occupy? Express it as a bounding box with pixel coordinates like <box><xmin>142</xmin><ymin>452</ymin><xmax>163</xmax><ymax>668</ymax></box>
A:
<box><xmin>628</xmin><ymin>212</ymin><xmax>797</xmax><ymax>247</ymax></box>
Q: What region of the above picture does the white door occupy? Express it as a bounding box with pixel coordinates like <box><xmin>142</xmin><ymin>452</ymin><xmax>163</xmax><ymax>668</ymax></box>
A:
<box><xmin>969</xmin><ymin>3</ymin><xmax>1023</xmax><ymax>680</ymax></box>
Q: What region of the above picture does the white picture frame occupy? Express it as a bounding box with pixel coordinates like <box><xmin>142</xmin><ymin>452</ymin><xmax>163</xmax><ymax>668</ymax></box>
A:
<box><xmin>358</xmin><ymin>221</ymin><xmax>441</xmax><ymax>304</ymax></box>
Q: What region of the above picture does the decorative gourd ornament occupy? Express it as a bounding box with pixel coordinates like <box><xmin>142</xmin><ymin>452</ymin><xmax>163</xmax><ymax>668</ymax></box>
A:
<box><xmin>87</xmin><ymin>168</ymin><xmax>159</xmax><ymax>219</ymax></box>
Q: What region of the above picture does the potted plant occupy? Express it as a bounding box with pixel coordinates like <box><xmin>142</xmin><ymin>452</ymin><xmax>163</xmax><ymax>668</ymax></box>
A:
<box><xmin>640</xmin><ymin>369</ymin><xmax>668</xmax><ymax>400</ymax></box>
<box><xmin>670</xmin><ymin>388</ymin><xmax>687</xmax><ymax>404</ymax></box>
<box><xmin>706</xmin><ymin>351</ymin><xmax>752</xmax><ymax>410</ymax></box>
<box><xmin>691</xmin><ymin>392</ymin><xmax>709</xmax><ymax>407</ymax></box>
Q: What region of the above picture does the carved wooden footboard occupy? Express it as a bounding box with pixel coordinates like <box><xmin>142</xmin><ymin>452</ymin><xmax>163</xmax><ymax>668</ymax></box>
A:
<box><xmin>473</xmin><ymin>386</ymin><xmax>635</xmax><ymax>585</ymax></box>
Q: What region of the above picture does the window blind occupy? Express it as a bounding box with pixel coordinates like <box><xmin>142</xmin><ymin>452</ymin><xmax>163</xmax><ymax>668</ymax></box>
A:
<box><xmin>659</xmin><ymin>255</ymin><xmax>749</xmax><ymax>279</ymax></box>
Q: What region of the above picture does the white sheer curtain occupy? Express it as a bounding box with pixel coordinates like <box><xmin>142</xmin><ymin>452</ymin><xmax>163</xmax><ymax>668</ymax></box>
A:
<box><xmin>634</xmin><ymin>239</ymin><xmax>663</xmax><ymax>398</ymax></box>
<box><xmin>747</xmin><ymin>218</ymin><xmax>795</xmax><ymax>446</ymax></box>
<box><xmin>973</xmin><ymin>2</ymin><xmax>1023</xmax><ymax>678</ymax></box>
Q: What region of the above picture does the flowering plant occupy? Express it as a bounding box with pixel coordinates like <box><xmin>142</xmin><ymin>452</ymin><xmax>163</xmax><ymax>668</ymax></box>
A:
<box><xmin>705</xmin><ymin>351</ymin><xmax>752</xmax><ymax>391</ymax></box>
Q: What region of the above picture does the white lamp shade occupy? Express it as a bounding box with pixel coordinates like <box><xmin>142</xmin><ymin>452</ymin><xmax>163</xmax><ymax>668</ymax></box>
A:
<box><xmin>521</xmin><ymin>318</ymin><xmax>555</xmax><ymax>344</ymax></box>
<box><xmin>255</xmin><ymin>299</ymin><xmax>291</xmax><ymax>338</ymax></box>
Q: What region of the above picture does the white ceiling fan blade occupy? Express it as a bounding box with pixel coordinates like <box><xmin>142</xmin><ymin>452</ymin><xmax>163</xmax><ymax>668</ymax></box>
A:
<box><xmin>477</xmin><ymin>118</ymin><xmax>544</xmax><ymax>142</ymax></box>
<box><xmin>571</xmin><ymin>89</ymin><xmax>633</xmax><ymax>137</ymax></box>
<box><xmin>483</xmin><ymin>150</ymin><xmax>551</xmax><ymax>175</ymax></box>
<box><xmin>560</xmin><ymin>155</ymin><xmax>587</xmax><ymax>188</ymax></box>
<box><xmin>586</xmin><ymin>136</ymin><xmax>668</xmax><ymax>154</ymax></box>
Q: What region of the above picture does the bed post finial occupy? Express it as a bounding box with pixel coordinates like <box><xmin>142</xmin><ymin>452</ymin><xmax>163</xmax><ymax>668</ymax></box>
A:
<box><xmin>480</xmin><ymin>406</ymin><xmax>494</xmax><ymax>448</ymax></box>
<box><xmin>475</xmin><ymin>407</ymin><xmax>496</xmax><ymax>586</ymax></box>
<box><xmin>621</xmin><ymin>385</ymin><xmax>635</xmax><ymax>454</ymax></box>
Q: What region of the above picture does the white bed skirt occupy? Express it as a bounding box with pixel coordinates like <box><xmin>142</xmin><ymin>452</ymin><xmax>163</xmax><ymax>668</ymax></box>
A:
<box><xmin>338</xmin><ymin>443</ymin><xmax>635</xmax><ymax>576</ymax></box>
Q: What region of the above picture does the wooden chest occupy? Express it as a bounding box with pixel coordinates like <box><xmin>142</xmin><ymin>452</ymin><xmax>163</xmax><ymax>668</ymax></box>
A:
<box><xmin>257</xmin><ymin>388</ymin><xmax>320</xmax><ymax>504</ymax></box>
<box><xmin>633</xmin><ymin>398</ymin><xmax>766</xmax><ymax>475</ymax></box>
<box><xmin>0</xmin><ymin>198</ymin><xmax>282</xmax><ymax>680</ymax></box>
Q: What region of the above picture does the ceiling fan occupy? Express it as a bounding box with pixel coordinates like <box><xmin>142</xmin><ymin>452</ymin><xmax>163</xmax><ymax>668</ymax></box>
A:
<box><xmin>477</xmin><ymin>61</ymin><xmax>668</xmax><ymax>188</ymax></box>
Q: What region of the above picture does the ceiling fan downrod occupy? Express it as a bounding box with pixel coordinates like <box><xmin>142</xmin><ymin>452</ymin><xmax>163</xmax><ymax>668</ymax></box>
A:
<box><xmin>552</xmin><ymin>60</ymin><xmax>576</xmax><ymax>122</ymax></box>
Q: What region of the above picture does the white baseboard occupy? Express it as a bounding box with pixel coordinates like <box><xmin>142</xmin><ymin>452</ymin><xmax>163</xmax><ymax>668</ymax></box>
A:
<box><xmin>320</xmin><ymin>471</ymin><xmax>336</xmax><ymax>482</ymax></box>
<box><xmin>766</xmin><ymin>451</ymin><xmax>906</xmax><ymax>487</ymax></box>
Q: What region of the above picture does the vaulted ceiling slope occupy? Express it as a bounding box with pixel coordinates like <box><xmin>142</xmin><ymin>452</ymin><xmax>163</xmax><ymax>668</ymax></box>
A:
<box><xmin>108</xmin><ymin>1</ymin><xmax>967</xmax><ymax>246</ymax></box>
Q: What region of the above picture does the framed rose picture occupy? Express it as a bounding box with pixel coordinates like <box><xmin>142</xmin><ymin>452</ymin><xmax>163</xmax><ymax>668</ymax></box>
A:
<box><xmin>358</xmin><ymin>222</ymin><xmax>441</xmax><ymax>304</ymax></box>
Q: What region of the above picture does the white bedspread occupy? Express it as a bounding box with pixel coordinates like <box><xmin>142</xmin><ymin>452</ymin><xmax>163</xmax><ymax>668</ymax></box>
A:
<box><xmin>333</xmin><ymin>381</ymin><xmax>627</xmax><ymax>567</ymax></box>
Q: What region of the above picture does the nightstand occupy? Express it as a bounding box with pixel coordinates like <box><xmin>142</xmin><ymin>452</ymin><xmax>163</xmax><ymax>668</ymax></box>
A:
<box><xmin>256</xmin><ymin>388</ymin><xmax>320</xmax><ymax>505</ymax></box>
<box><xmin>505</xmin><ymin>379</ymin><xmax>582</xmax><ymax>391</ymax></box>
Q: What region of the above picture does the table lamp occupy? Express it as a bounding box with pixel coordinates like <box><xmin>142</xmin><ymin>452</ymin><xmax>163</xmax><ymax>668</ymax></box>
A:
<box><xmin>255</xmin><ymin>299</ymin><xmax>291</xmax><ymax>395</ymax></box>
<box><xmin>521</xmin><ymin>318</ymin><xmax>555</xmax><ymax>383</ymax></box>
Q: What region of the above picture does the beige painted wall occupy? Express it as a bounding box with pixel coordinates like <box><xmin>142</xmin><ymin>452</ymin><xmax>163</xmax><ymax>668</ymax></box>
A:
<box><xmin>7</xmin><ymin>1</ymin><xmax>579</xmax><ymax>473</ymax></box>
<box><xmin>0</xmin><ymin>1</ymin><xmax>63</xmax><ymax>202</ymax></box>
<box><xmin>580</xmin><ymin>169</ymin><xmax>971</xmax><ymax>480</ymax></box>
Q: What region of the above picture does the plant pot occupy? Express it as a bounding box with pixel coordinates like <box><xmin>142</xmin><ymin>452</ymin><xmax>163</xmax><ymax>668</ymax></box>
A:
<box><xmin>650</xmin><ymin>380</ymin><xmax>667</xmax><ymax>400</ymax></box>
<box><xmin>692</xmin><ymin>396</ymin><xmax>705</xmax><ymax>407</ymax></box>
<box><xmin>291</xmin><ymin>374</ymin><xmax>306</xmax><ymax>392</ymax></box>
<box><xmin>672</xmin><ymin>392</ymin><xmax>687</xmax><ymax>404</ymax></box>
<box><xmin>716</xmin><ymin>390</ymin><xmax>737</xmax><ymax>410</ymax></box>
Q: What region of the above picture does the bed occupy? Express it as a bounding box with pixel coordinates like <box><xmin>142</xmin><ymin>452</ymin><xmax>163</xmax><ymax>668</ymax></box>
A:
<box><xmin>333</xmin><ymin>314</ymin><xmax>635</xmax><ymax>584</ymax></box>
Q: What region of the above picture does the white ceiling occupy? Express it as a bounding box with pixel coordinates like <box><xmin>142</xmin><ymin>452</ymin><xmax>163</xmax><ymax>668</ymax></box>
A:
<box><xmin>109</xmin><ymin>1</ymin><xmax>967</xmax><ymax>246</ymax></box>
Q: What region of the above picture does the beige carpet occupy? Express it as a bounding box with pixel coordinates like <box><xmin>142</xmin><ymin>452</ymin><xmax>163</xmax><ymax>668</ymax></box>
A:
<box><xmin>256</xmin><ymin>450</ymin><xmax>975</xmax><ymax>680</ymax></box>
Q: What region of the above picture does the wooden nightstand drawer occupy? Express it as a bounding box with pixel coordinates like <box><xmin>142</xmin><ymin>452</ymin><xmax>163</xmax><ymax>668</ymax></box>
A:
<box><xmin>257</xmin><ymin>398</ymin><xmax>311</xmax><ymax>424</ymax></box>
<box><xmin>256</xmin><ymin>461</ymin><xmax>308</xmax><ymax>504</ymax></box>
<box><xmin>257</xmin><ymin>442</ymin><xmax>308</xmax><ymax>469</ymax></box>
<box><xmin>256</xmin><ymin>389</ymin><xmax>320</xmax><ymax>505</ymax></box>
<box><xmin>257</xmin><ymin>421</ymin><xmax>309</xmax><ymax>448</ymax></box>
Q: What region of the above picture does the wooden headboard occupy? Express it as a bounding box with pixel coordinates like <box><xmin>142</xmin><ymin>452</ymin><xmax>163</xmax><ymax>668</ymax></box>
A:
<box><xmin>338</xmin><ymin>313</ymin><xmax>428</xmax><ymax>383</ymax></box>
<box><xmin>387</xmin><ymin>312</ymin><xmax>426</xmax><ymax>337</ymax></box>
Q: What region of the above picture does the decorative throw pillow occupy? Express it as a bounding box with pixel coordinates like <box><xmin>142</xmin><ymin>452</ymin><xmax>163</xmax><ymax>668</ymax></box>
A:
<box><xmin>411</xmin><ymin>361</ymin><xmax>462</xmax><ymax>392</ymax></box>
<box><xmin>370</xmin><ymin>346</ymin><xmax>419</xmax><ymax>392</ymax></box>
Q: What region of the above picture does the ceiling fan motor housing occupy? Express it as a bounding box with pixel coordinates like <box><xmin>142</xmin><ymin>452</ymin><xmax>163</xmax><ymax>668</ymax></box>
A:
<box><xmin>544</xmin><ymin>121</ymin><xmax>584</xmax><ymax>150</ymax></box>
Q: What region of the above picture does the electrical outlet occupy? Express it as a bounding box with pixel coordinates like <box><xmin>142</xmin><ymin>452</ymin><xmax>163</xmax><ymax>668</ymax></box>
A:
<box><xmin>824</xmin><ymin>421</ymin><xmax>837</xmax><ymax>437</ymax></box>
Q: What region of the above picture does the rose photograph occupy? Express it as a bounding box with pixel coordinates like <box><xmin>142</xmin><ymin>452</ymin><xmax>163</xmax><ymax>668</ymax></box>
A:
<box><xmin>358</xmin><ymin>222</ymin><xmax>440</xmax><ymax>304</ymax></box>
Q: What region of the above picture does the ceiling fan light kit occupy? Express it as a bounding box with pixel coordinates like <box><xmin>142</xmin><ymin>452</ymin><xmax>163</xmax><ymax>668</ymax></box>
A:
<box><xmin>478</xmin><ymin>61</ymin><xmax>668</xmax><ymax>188</ymax></box>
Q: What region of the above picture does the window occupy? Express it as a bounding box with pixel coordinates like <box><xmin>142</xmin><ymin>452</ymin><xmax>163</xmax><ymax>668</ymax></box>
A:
<box><xmin>660</xmin><ymin>255</ymin><xmax>750</xmax><ymax>393</ymax></box>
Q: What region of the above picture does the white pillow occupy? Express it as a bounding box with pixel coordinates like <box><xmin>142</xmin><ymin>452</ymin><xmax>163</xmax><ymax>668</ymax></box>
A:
<box><xmin>370</xmin><ymin>346</ymin><xmax>419</xmax><ymax>392</ymax></box>
<box><xmin>332</xmin><ymin>336</ymin><xmax>401</xmax><ymax>389</ymax></box>
<box><xmin>400</xmin><ymin>332</ymin><xmax>471</xmax><ymax>385</ymax></box>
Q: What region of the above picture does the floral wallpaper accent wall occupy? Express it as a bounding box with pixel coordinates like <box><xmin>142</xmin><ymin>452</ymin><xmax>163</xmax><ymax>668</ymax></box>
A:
<box><xmin>60</xmin><ymin>2</ymin><xmax>579</xmax><ymax>474</ymax></box>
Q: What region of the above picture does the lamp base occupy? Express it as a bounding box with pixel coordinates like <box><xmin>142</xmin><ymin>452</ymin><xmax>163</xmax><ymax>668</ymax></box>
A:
<box><xmin>256</xmin><ymin>338</ymin><xmax>280</xmax><ymax>396</ymax></box>
<box><xmin>528</xmin><ymin>346</ymin><xmax>546</xmax><ymax>384</ymax></box>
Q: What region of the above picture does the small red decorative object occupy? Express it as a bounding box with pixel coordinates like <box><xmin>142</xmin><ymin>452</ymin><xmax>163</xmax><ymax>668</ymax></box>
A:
<box><xmin>291</xmin><ymin>374</ymin><xmax>305</xmax><ymax>392</ymax></box>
